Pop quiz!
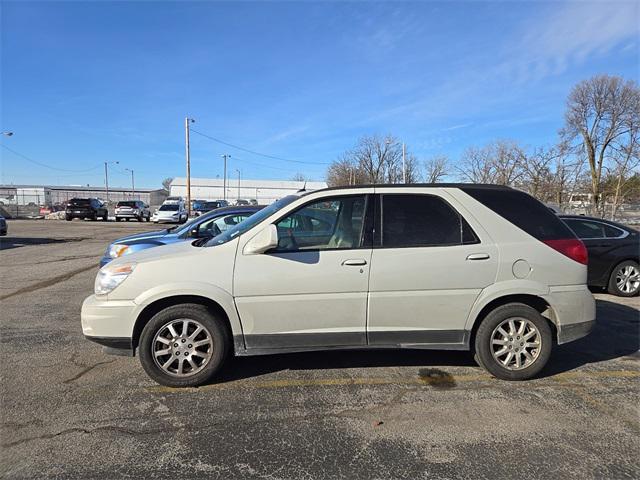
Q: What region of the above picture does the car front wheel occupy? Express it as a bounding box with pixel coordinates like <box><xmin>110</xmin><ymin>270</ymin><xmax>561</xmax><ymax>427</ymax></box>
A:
<box><xmin>474</xmin><ymin>303</ymin><xmax>552</xmax><ymax>381</ymax></box>
<box><xmin>139</xmin><ymin>303</ymin><xmax>230</xmax><ymax>387</ymax></box>
<box><xmin>608</xmin><ymin>260</ymin><xmax>640</xmax><ymax>297</ymax></box>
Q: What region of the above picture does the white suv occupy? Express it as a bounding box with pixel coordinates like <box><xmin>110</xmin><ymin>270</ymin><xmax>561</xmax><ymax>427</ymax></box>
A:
<box><xmin>82</xmin><ymin>185</ymin><xmax>595</xmax><ymax>387</ymax></box>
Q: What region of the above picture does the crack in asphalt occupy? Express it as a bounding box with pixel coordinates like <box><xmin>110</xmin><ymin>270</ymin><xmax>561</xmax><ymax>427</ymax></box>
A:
<box><xmin>63</xmin><ymin>359</ymin><xmax>117</xmax><ymax>384</ymax></box>
<box><xmin>0</xmin><ymin>263</ymin><xmax>98</xmax><ymax>301</ymax></box>
<box><xmin>6</xmin><ymin>254</ymin><xmax>99</xmax><ymax>267</ymax></box>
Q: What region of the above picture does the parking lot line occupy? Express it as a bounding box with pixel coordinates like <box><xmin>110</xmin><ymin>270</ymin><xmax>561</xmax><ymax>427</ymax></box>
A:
<box><xmin>145</xmin><ymin>368</ymin><xmax>639</xmax><ymax>394</ymax></box>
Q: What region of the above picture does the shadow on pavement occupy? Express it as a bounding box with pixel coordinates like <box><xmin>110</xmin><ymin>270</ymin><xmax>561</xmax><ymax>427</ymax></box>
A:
<box><xmin>542</xmin><ymin>298</ymin><xmax>639</xmax><ymax>377</ymax></box>
<box><xmin>216</xmin><ymin>298</ymin><xmax>639</xmax><ymax>384</ymax></box>
<box><xmin>0</xmin><ymin>237</ymin><xmax>74</xmax><ymax>251</ymax></box>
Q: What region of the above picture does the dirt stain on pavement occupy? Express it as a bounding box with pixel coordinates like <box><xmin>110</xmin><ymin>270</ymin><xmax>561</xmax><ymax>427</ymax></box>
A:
<box><xmin>418</xmin><ymin>368</ymin><xmax>457</xmax><ymax>389</ymax></box>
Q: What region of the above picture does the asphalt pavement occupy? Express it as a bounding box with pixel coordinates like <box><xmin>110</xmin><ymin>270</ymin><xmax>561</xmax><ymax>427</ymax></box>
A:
<box><xmin>1</xmin><ymin>219</ymin><xmax>638</xmax><ymax>479</ymax></box>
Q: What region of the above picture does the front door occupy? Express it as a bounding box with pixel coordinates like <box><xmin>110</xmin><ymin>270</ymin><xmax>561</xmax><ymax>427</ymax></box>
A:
<box><xmin>367</xmin><ymin>190</ymin><xmax>498</xmax><ymax>346</ymax></box>
<box><xmin>234</xmin><ymin>192</ymin><xmax>373</xmax><ymax>349</ymax></box>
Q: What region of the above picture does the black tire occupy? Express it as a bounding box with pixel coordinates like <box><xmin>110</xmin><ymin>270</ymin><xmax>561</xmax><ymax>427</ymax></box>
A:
<box><xmin>65</xmin><ymin>216</ymin><xmax>72</xmax><ymax>221</ymax></box>
<box><xmin>474</xmin><ymin>303</ymin><xmax>552</xmax><ymax>381</ymax></box>
<box><xmin>102</xmin><ymin>213</ymin><xmax>108</xmax><ymax>221</ymax></box>
<box><xmin>115</xmin><ymin>217</ymin><xmax>121</xmax><ymax>222</ymax></box>
<box><xmin>91</xmin><ymin>212</ymin><xmax>97</xmax><ymax>221</ymax></box>
<box><xmin>137</xmin><ymin>215</ymin><xmax>143</xmax><ymax>222</ymax></box>
<box><xmin>139</xmin><ymin>303</ymin><xmax>230</xmax><ymax>387</ymax></box>
<box><xmin>607</xmin><ymin>260</ymin><xmax>640</xmax><ymax>297</ymax></box>
<box><xmin>125</xmin><ymin>218</ymin><xmax>129</xmax><ymax>222</ymax></box>
<box><xmin>145</xmin><ymin>214</ymin><xmax>150</xmax><ymax>222</ymax></box>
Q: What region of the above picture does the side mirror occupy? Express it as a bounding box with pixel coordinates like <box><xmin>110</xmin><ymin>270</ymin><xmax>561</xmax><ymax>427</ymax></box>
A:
<box><xmin>244</xmin><ymin>224</ymin><xmax>278</xmax><ymax>255</ymax></box>
<box><xmin>190</xmin><ymin>227</ymin><xmax>200</xmax><ymax>238</ymax></box>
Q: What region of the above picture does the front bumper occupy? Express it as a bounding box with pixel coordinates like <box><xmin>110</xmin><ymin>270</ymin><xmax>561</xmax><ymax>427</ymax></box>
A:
<box><xmin>81</xmin><ymin>295</ymin><xmax>137</xmax><ymax>355</ymax></box>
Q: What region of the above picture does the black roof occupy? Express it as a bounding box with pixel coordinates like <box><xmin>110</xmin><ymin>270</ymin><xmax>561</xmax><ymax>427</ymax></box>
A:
<box><xmin>558</xmin><ymin>214</ymin><xmax>638</xmax><ymax>231</ymax></box>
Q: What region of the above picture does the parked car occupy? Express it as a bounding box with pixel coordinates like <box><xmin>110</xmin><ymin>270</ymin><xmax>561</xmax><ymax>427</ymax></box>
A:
<box><xmin>235</xmin><ymin>199</ymin><xmax>250</xmax><ymax>206</ymax></box>
<box><xmin>100</xmin><ymin>205</ymin><xmax>263</xmax><ymax>267</ymax></box>
<box><xmin>0</xmin><ymin>215</ymin><xmax>7</xmax><ymax>236</ymax></box>
<box><xmin>82</xmin><ymin>184</ymin><xmax>595</xmax><ymax>387</ymax></box>
<box><xmin>194</xmin><ymin>200</ymin><xmax>226</xmax><ymax>216</ymax></box>
<box><xmin>152</xmin><ymin>202</ymin><xmax>188</xmax><ymax>224</ymax></box>
<box><xmin>115</xmin><ymin>200</ymin><xmax>151</xmax><ymax>222</ymax></box>
<box><xmin>65</xmin><ymin>198</ymin><xmax>108</xmax><ymax>221</ymax></box>
<box><xmin>559</xmin><ymin>215</ymin><xmax>639</xmax><ymax>297</ymax></box>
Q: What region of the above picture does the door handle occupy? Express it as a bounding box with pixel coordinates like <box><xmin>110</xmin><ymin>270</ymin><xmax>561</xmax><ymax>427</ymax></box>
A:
<box><xmin>466</xmin><ymin>253</ymin><xmax>490</xmax><ymax>261</ymax></box>
<box><xmin>342</xmin><ymin>259</ymin><xmax>367</xmax><ymax>266</ymax></box>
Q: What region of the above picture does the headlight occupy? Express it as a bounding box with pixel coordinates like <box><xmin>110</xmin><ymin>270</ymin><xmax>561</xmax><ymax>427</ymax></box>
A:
<box><xmin>95</xmin><ymin>263</ymin><xmax>136</xmax><ymax>295</ymax></box>
<box><xmin>108</xmin><ymin>244</ymin><xmax>130</xmax><ymax>258</ymax></box>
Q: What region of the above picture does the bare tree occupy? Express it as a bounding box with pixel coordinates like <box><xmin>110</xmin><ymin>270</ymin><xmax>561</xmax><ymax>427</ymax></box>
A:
<box><xmin>291</xmin><ymin>173</ymin><xmax>308</xmax><ymax>182</ymax></box>
<box><xmin>327</xmin><ymin>135</ymin><xmax>420</xmax><ymax>186</ymax></box>
<box><xmin>161</xmin><ymin>177</ymin><xmax>174</xmax><ymax>192</ymax></box>
<box><xmin>458</xmin><ymin>140</ymin><xmax>525</xmax><ymax>185</ymax></box>
<box><xmin>424</xmin><ymin>155</ymin><xmax>449</xmax><ymax>183</ymax></box>
<box><xmin>606</xmin><ymin>112</ymin><xmax>640</xmax><ymax>219</ymax></box>
<box><xmin>520</xmin><ymin>146</ymin><xmax>560</xmax><ymax>202</ymax></box>
<box><xmin>561</xmin><ymin>74</ymin><xmax>640</xmax><ymax>212</ymax></box>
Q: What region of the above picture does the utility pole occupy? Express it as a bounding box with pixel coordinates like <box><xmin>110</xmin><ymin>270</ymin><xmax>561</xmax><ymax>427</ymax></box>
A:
<box><xmin>221</xmin><ymin>154</ymin><xmax>230</xmax><ymax>200</ymax></box>
<box><xmin>185</xmin><ymin>117</ymin><xmax>195</xmax><ymax>216</ymax></box>
<box><xmin>236</xmin><ymin>168</ymin><xmax>241</xmax><ymax>200</ymax></box>
<box><xmin>125</xmin><ymin>168</ymin><xmax>135</xmax><ymax>198</ymax></box>
<box><xmin>402</xmin><ymin>142</ymin><xmax>406</xmax><ymax>184</ymax></box>
<box><xmin>104</xmin><ymin>161</ymin><xmax>119</xmax><ymax>203</ymax></box>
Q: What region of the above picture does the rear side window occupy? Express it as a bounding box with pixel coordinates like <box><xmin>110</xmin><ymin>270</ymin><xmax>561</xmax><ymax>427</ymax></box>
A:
<box><xmin>462</xmin><ymin>187</ymin><xmax>575</xmax><ymax>241</ymax></box>
<box><xmin>381</xmin><ymin>194</ymin><xmax>478</xmax><ymax>248</ymax></box>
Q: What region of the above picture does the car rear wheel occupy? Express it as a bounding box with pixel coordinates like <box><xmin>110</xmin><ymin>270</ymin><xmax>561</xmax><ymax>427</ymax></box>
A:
<box><xmin>608</xmin><ymin>260</ymin><xmax>640</xmax><ymax>297</ymax></box>
<box><xmin>139</xmin><ymin>303</ymin><xmax>230</xmax><ymax>387</ymax></box>
<box><xmin>102</xmin><ymin>213</ymin><xmax>108</xmax><ymax>221</ymax></box>
<box><xmin>474</xmin><ymin>303</ymin><xmax>552</xmax><ymax>381</ymax></box>
<box><xmin>115</xmin><ymin>217</ymin><xmax>121</xmax><ymax>222</ymax></box>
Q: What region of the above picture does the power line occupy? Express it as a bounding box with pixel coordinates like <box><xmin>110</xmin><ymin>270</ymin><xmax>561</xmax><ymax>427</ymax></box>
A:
<box><xmin>1</xmin><ymin>144</ymin><xmax>103</xmax><ymax>173</ymax></box>
<box><xmin>190</xmin><ymin>128</ymin><xmax>330</xmax><ymax>165</ymax></box>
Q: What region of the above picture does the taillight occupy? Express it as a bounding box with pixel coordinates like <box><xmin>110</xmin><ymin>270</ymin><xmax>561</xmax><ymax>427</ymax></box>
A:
<box><xmin>543</xmin><ymin>239</ymin><xmax>588</xmax><ymax>265</ymax></box>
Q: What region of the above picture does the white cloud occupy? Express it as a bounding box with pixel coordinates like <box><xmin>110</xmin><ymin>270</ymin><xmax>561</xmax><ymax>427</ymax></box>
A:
<box><xmin>509</xmin><ymin>0</ymin><xmax>639</xmax><ymax>82</ymax></box>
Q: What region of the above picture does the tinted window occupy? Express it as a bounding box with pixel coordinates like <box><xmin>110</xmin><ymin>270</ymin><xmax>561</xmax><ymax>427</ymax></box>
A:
<box><xmin>563</xmin><ymin>219</ymin><xmax>606</xmax><ymax>239</ymax></box>
<box><xmin>381</xmin><ymin>194</ymin><xmax>477</xmax><ymax>248</ymax></box>
<box><xmin>69</xmin><ymin>198</ymin><xmax>90</xmax><ymax>206</ymax></box>
<box><xmin>604</xmin><ymin>224</ymin><xmax>626</xmax><ymax>238</ymax></box>
<box><xmin>159</xmin><ymin>204</ymin><xmax>179</xmax><ymax>211</ymax></box>
<box><xmin>275</xmin><ymin>195</ymin><xmax>367</xmax><ymax>251</ymax></box>
<box><xmin>118</xmin><ymin>201</ymin><xmax>137</xmax><ymax>207</ymax></box>
<box><xmin>463</xmin><ymin>187</ymin><xmax>574</xmax><ymax>241</ymax></box>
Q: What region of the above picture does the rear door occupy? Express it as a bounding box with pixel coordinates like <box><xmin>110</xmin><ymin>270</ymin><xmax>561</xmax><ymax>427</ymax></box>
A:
<box><xmin>367</xmin><ymin>188</ymin><xmax>498</xmax><ymax>346</ymax></box>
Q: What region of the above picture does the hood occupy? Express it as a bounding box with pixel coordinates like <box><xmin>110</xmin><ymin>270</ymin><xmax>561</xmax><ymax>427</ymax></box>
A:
<box><xmin>112</xmin><ymin>229</ymin><xmax>169</xmax><ymax>245</ymax></box>
<box><xmin>107</xmin><ymin>238</ymin><xmax>201</xmax><ymax>267</ymax></box>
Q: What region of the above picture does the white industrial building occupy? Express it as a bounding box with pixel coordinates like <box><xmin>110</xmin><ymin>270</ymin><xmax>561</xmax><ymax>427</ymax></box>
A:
<box><xmin>169</xmin><ymin>177</ymin><xmax>328</xmax><ymax>204</ymax></box>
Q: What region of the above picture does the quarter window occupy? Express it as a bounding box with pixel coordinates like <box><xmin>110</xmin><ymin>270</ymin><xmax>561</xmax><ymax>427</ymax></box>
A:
<box><xmin>274</xmin><ymin>196</ymin><xmax>367</xmax><ymax>251</ymax></box>
<box><xmin>381</xmin><ymin>194</ymin><xmax>478</xmax><ymax>248</ymax></box>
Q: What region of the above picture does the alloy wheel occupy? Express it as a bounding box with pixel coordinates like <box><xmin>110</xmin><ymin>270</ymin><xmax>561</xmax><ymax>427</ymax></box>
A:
<box><xmin>615</xmin><ymin>265</ymin><xmax>640</xmax><ymax>294</ymax></box>
<box><xmin>152</xmin><ymin>318</ymin><xmax>213</xmax><ymax>377</ymax></box>
<box><xmin>490</xmin><ymin>317</ymin><xmax>541</xmax><ymax>370</ymax></box>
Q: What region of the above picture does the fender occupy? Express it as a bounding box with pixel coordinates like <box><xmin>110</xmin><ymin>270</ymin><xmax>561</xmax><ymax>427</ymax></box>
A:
<box><xmin>464</xmin><ymin>279</ymin><xmax>551</xmax><ymax>331</ymax></box>
<box><xmin>132</xmin><ymin>281</ymin><xmax>244</xmax><ymax>339</ymax></box>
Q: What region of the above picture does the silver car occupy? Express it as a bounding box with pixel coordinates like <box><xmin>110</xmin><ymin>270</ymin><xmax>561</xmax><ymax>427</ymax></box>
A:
<box><xmin>115</xmin><ymin>200</ymin><xmax>150</xmax><ymax>222</ymax></box>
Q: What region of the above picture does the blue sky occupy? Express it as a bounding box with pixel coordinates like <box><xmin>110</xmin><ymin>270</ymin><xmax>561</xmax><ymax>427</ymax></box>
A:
<box><xmin>1</xmin><ymin>0</ymin><xmax>638</xmax><ymax>188</ymax></box>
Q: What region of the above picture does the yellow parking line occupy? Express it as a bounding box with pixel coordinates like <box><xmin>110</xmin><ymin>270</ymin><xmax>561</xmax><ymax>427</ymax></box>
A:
<box><xmin>145</xmin><ymin>369</ymin><xmax>639</xmax><ymax>394</ymax></box>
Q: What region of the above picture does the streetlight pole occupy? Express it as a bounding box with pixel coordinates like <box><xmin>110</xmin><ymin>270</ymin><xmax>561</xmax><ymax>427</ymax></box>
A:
<box><xmin>125</xmin><ymin>168</ymin><xmax>135</xmax><ymax>198</ymax></box>
<box><xmin>221</xmin><ymin>154</ymin><xmax>230</xmax><ymax>201</ymax></box>
<box><xmin>185</xmin><ymin>117</ymin><xmax>195</xmax><ymax>216</ymax></box>
<box><xmin>104</xmin><ymin>161</ymin><xmax>119</xmax><ymax>203</ymax></box>
<box><xmin>402</xmin><ymin>142</ymin><xmax>406</xmax><ymax>183</ymax></box>
<box><xmin>236</xmin><ymin>169</ymin><xmax>241</xmax><ymax>200</ymax></box>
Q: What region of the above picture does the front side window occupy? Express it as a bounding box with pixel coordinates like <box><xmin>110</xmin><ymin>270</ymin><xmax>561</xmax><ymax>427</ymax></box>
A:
<box><xmin>274</xmin><ymin>195</ymin><xmax>367</xmax><ymax>251</ymax></box>
<box><xmin>197</xmin><ymin>214</ymin><xmax>250</xmax><ymax>237</ymax></box>
<box><xmin>381</xmin><ymin>194</ymin><xmax>478</xmax><ymax>248</ymax></box>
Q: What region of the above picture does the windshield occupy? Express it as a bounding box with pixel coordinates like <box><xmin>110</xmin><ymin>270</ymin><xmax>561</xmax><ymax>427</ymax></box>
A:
<box><xmin>69</xmin><ymin>198</ymin><xmax>90</xmax><ymax>206</ymax></box>
<box><xmin>205</xmin><ymin>195</ymin><xmax>299</xmax><ymax>247</ymax></box>
<box><xmin>159</xmin><ymin>204</ymin><xmax>179</xmax><ymax>211</ymax></box>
